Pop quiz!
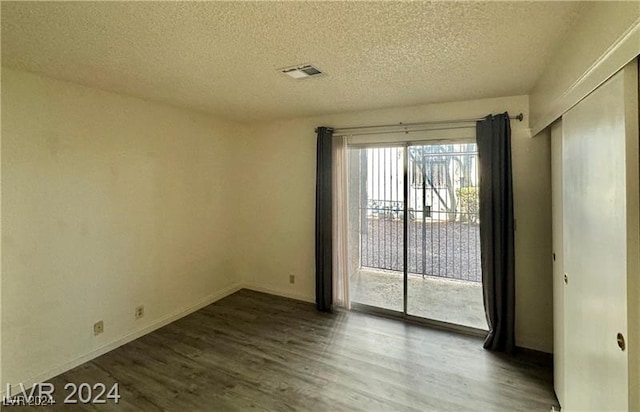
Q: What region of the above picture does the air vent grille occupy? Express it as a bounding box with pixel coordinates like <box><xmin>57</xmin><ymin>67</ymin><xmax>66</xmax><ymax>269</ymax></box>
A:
<box><xmin>280</xmin><ymin>64</ymin><xmax>324</xmax><ymax>79</ymax></box>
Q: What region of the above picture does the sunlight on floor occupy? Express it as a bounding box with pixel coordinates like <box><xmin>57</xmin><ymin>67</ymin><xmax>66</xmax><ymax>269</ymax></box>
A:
<box><xmin>350</xmin><ymin>269</ymin><xmax>488</xmax><ymax>330</ymax></box>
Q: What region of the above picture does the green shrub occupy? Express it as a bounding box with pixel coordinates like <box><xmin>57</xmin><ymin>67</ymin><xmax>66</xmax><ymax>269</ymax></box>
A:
<box><xmin>456</xmin><ymin>187</ymin><xmax>479</xmax><ymax>223</ymax></box>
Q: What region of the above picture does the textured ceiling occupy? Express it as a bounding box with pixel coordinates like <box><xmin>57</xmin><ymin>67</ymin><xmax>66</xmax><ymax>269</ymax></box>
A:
<box><xmin>2</xmin><ymin>1</ymin><xmax>583</xmax><ymax>123</ymax></box>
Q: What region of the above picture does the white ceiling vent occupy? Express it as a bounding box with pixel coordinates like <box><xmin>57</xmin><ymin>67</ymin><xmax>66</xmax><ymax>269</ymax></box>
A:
<box><xmin>280</xmin><ymin>64</ymin><xmax>324</xmax><ymax>79</ymax></box>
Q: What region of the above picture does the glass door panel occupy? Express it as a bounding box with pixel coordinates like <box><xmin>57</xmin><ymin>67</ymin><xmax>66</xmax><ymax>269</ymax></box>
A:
<box><xmin>348</xmin><ymin>146</ymin><xmax>404</xmax><ymax>312</ymax></box>
<box><xmin>406</xmin><ymin>143</ymin><xmax>487</xmax><ymax>329</ymax></box>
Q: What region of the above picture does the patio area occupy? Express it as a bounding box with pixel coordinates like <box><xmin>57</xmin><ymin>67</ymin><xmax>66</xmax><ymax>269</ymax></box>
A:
<box><xmin>350</xmin><ymin>269</ymin><xmax>488</xmax><ymax>330</ymax></box>
<box><xmin>351</xmin><ymin>218</ymin><xmax>486</xmax><ymax>330</ymax></box>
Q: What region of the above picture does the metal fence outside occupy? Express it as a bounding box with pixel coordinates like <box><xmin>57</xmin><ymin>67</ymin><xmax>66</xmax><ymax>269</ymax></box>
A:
<box><xmin>359</xmin><ymin>144</ymin><xmax>481</xmax><ymax>283</ymax></box>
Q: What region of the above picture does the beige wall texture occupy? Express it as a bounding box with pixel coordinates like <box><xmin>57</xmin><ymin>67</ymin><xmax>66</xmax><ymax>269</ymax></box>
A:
<box><xmin>233</xmin><ymin>96</ymin><xmax>554</xmax><ymax>353</ymax></box>
<box><xmin>530</xmin><ymin>1</ymin><xmax>640</xmax><ymax>134</ymax></box>
<box><xmin>1</xmin><ymin>70</ymin><xmax>555</xmax><ymax>392</ymax></box>
<box><xmin>1</xmin><ymin>68</ymin><xmax>241</xmax><ymax>388</ymax></box>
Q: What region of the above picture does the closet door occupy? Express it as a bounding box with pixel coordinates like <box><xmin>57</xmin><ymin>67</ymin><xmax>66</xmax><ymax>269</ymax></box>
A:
<box><xmin>561</xmin><ymin>61</ymin><xmax>638</xmax><ymax>411</ymax></box>
<box><xmin>550</xmin><ymin>119</ymin><xmax>564</xmax><ymax>407</ymax></box>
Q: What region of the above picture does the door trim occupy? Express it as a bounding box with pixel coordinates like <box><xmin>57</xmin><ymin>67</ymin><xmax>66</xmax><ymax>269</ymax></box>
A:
<box><xmin>350</xmin><ymin>302</ymin><xmax>488</xmax><ymax>337</ymax></box>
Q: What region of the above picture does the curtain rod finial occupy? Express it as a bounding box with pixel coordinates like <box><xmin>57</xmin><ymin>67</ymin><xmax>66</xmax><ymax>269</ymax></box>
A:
<box><xmin>515</xmin><ymin>113</ymin><xmax>523</xmax><ymax>122</ymax></box>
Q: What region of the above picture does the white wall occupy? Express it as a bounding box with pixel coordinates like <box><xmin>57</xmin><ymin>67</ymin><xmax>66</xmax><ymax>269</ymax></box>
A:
<box><xmin>1</xmin><ymin>69</ymin><xmax>241</xmax><ymax>389</ymax></box>
<box><xmin>530</xmin><ymin>2</ymin><xmax>640</xmax><ymax>134</ymax></box>
<box><xmin>1</xmin><ymin>70</ymin><xmax>556</xmax><ymax>394</ymax></box>
<box><xmin>233</xmin><ymin>96</ymin><xmax>555</xmax><ymax>353</ymax></box>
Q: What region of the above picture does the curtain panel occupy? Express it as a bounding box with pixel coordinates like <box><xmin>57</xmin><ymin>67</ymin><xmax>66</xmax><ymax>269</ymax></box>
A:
<box><xmin>476</xmin><ymin>113</ymin><xmax>516</xmax><ymax>353</ymax></box>
<box><xmin>315</xmin><ymin>127</ymin><xmax>334</xmax><ymax>311</ymax></box>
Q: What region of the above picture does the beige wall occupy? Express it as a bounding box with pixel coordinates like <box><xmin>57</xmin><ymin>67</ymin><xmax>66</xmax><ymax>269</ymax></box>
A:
<box><xmin>1</xmin><ymin>70</ymin><xmax>555</xmax><ymax>393</ymax></box>
<box><xmin>1</xmin><ymin>69</ymin><xmax>241</xmax><ymax>388</ymax></box>
<box><xmin>515</xmin><ymin>127</ymin><xmax>553</xmax><ymax>352</ymax></box>
<box><xmin>234</xmin><ymin>96</ymin><xmax>554</xmax><ymax>353</ymax></box>
<box><xmin>530</xmin><ymin>1</ymin><xmax>640</xmax><ymax>134</ymax></box>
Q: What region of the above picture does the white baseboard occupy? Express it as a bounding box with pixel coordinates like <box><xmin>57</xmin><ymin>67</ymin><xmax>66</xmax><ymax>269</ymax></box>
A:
<box><xmin>240</xmin><ymin>285</ymin><xmax>556</xmax><ymax>354</ymax></box>
<box><xmin>2</xmin><ymin>282</ymin><xmax>242</xmax><ymax>397</ymax></box>
<box><xmin>3</xmin><ymin>282</ymin><xmax>551</xmax><ymax>399</ymax></box>
<box><xmin>241</xmin><ymin>283</ymin><xmax>314</xmax><ymax>304</ymax></box>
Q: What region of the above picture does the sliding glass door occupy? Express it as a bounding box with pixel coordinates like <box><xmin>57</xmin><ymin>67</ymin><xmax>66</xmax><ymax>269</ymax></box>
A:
<box><xmin>348</xmin><ymin>142</ymin><xmax>487</xmax><ymax>330</ymax></box>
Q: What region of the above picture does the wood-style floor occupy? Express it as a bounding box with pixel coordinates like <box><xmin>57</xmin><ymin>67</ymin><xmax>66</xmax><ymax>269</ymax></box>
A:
<box><xmin>16</xmin><ymin>290</ymin><xmax>558</xmax><ymax>411</ymax></box>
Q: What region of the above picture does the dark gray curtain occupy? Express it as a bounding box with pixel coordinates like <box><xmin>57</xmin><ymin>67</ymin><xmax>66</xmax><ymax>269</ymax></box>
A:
<box><xmin>315</xmin><ymin>127</ymin><xmax>333</xmax><ymax>312</ymax></box>
<box><xmin>476</xmin><ymin>113</ymin><xmax>516</xmax><ymax>353</ymax></box>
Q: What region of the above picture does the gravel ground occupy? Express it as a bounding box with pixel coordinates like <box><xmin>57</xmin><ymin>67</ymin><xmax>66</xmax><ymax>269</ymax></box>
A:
<box><xmin>360</xmin><ymin>218</ymin><xmax>481</xmax><ymax>282</ymax></box>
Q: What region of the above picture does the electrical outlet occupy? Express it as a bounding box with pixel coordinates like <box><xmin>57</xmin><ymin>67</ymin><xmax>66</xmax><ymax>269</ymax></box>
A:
<box><xmin>135</xmin><ymin>305</ymin><xmax>144</xmax><ymax>319</ymax></box>
<box><xmin>93</xmin><ymin>321</ymin><xmax>104</xmax><ymax>336</ymax></box>
<box><xmin>289</xmin><ymin>274</ymin><xmax>295</xmax><ymax>284</ymax></box>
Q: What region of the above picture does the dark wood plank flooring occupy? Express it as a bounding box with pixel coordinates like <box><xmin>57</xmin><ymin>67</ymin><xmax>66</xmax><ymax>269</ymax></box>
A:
<box><xmin>14</xmin><ymin>290</ymin><xmax>558</xmax><ymax>411</ymax></box>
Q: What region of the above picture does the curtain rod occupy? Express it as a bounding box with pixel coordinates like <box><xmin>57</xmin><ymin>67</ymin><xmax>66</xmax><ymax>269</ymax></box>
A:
<box><xmin>336</xmin><ymin>124</ymin><xmax>477</xmax><ymax>137</ymax></box>
<box><xmin>319</xmin><ymin>113</ymin><xmax>524</xmax><ymax>134</ymax></box>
